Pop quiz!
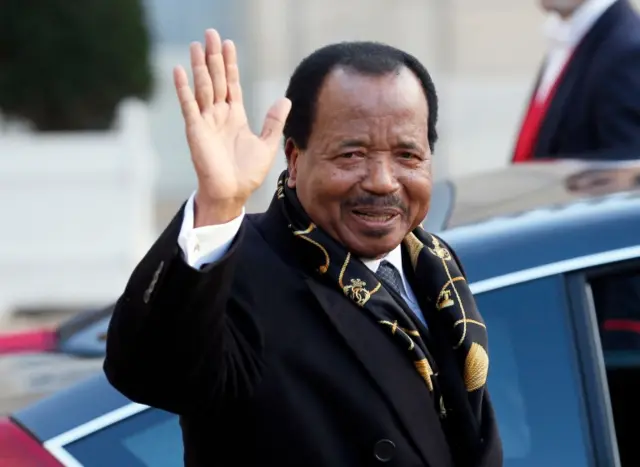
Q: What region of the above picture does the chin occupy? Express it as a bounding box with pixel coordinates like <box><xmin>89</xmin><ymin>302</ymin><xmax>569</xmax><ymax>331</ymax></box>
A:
<box><xmin>346</xmin><ymin>234</ymin><xmax>405</xmax><ymax>259</ymax></box>
<box><xmin>331</xmin><ymin>216</ymin><xmax>411</xmax><ymax>258</ymax></box>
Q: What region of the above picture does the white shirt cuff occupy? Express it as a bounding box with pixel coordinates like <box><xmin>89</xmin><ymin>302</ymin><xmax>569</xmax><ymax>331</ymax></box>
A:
<box><xmin>177</xmin><ymin>192</ymin><xmax>245</xmax><ymax>269</ymax></box>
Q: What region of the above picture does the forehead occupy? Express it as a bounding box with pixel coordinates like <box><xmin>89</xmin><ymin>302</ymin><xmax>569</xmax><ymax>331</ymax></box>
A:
<box><xmin>311</xmin><ymin>66</ymin><xmax>429</xmax><ymax>139</ymax></box>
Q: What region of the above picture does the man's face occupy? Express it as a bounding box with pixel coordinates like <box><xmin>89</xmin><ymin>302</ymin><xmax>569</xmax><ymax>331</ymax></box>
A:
<box><xmin>539</xmin><ymin>0</ymin><xmax>586</xmax><ymax>16</ymax></box>
<box><xmin>286</xmin><ymin>66</ymin><xmax>432</xmax><ymax>259</ymax></box>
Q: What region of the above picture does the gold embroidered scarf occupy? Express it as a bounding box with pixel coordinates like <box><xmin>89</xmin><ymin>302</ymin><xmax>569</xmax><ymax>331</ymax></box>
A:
<box><xmin>276</xmin><ymin>170</ymin><xmax>491</xmax><ymax>450</ymax></box>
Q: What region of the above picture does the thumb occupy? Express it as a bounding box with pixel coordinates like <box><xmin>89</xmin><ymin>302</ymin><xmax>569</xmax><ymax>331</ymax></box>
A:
<box><xmin>259</xmin><ymin>98</ymin><xmax>292</xmax><ymax>150</ymax></box>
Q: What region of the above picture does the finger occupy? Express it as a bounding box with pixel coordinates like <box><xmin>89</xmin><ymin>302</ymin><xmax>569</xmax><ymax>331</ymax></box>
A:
<box><xmin>260</xmin><ymin>98</ymin><xmax>292</xmax><ymax>150</ymax></box>
<box><xmin>173</xmin><ymin>66</ymin><xmax>200</xmax><ymax>126</ymax></box>
<box><xmin>222</xmin><ymin>40</ymin><xmax>242</xmax><ymax>104</ymax></box>
<box><xmin>204</xmin><ymin>29</ymin><xmax>227</xmax><ymax>103</ymax></box>
<box><xmin>190</xmin><ymin>42</ymin><xmax>213</xmax><ymax>113</ymax></box>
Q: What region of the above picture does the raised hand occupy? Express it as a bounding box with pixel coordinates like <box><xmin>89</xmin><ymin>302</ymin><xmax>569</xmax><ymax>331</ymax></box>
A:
<box><xmin>173</xmin><ymin>29</ymin><xmax>292</xmax><ymax>226</ymax></box>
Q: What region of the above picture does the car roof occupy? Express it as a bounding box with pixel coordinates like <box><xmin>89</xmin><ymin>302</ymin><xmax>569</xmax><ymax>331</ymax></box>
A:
<box><xmin>438</xmin><ymin>160</ymin><xmax>640</xmax><ymax>285</ymax></box>
<box><xmin>441</xmin><ymin>160</ymin><xmax>640</xmax><ymax>228</ymax></box>
<box><xmin>12</xmin><ymin>373</ymin><xmax>133</xmax><ymax>442</ymax></box>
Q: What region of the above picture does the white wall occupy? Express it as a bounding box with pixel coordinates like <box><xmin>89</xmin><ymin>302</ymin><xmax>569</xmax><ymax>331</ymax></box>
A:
<box><xmin>0</xmin><ymin>101</ymin><xmax>157</xmax><ymax>314</ymax></box>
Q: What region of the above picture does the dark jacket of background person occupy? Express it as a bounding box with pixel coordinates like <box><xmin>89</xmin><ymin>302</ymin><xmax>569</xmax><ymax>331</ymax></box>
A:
<box><xmin>512</xmin><ymin>0</ymin><xmax>640</xmax><ymax>163</ymax></box>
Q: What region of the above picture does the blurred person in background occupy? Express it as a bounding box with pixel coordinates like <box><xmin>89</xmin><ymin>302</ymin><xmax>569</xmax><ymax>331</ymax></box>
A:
<box><xmin>104</xmin><ymin>29</ymin><xmax>502</xmax><ymax>467</ymax></box>
<box><xmin>512</xmin><ymin>0</ymin><xmax>640</xmax><ymax>164</ymax></box>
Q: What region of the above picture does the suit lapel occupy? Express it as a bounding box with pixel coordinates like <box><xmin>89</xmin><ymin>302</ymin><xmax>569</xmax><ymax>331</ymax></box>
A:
<box><xmin>535</xmin><ymin>0</ymin><xmax>625</xmax><ymax>156</ymax></box>
<box><xmin>306</xmin><ymin>278</ymin><xmax>453</xmax><ymax>467</ymax></box>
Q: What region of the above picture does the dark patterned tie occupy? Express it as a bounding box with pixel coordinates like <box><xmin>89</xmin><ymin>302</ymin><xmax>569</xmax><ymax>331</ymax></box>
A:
<box><xmin>377</xmin><ymin>260</ymin><xmax>407</xmax><ymax>298</ymax></box>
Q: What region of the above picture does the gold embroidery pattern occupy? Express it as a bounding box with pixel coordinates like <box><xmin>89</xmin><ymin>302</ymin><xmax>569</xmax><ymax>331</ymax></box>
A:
<box><xmin>415</xmin><ymin>358</ymin><xmax>435</xmax><ymax>392</ymax></box>
<box><xmin>437</xmin><ymin>289</ymin><xmax>455</xmax><ymax>310</ymax></box>
<box><xmin>338</xmin><ymin>253</ymin><xmax>381</xmax><ymax>306</ymax></box>
<box><xmin>464</xmin><ymin>342</ymin><xmax>489</xmax><ymax>392</ymax></box>
<box><xmin>453</xmin><ymin>318</ymin><xmax>486</xmax><ymax>329</ymax></box>
<box><xmin>379</xmin><ymin>320</ymin><xmax>420</xmax><ymax>337</ymax></box>
<box><xmin>437</xmin><ymin>277</ymin><xmax>465</xmax><ymax>308</ymax></box>
<box><xmin>277</xmin><ymin>178</ymin><xmax>285</xmax><ymax>199</ymax></box>
<box><xmin>428</xmin><ymin>236</ymin><xmax>452</xmax><ymax>261</ymax></box>
<box><xmin>379</xmin><ymin>320</ymin><xmax>433</xmax><ymax>391</ymax></box>
<box><xmin>427</xmin><ymin>235</ymin><xmax>489</xmax><ymax>392</ymax></box>
<box><xmin>343</xmin><ymin>278</ymin><xmax>373</xmax><ymax>306</ymax></box>
<box><xmin>293</xmin><ymin>224</ymin><xmax>330</xmax><ymax>274</ymax></box>
<box><xmin>430</xmin><ymin>235</ymin><xmax>468</xmax><ymax>349</ymax></box>
<box><xmin>404</xmin><ymin>230</ymin><xmax>492</xmax><ymax>395</ymax></box>
<box><xmin>403</xmin><ymin>232</ymin><xmax>425</xmax><ymax>270</ymax></box>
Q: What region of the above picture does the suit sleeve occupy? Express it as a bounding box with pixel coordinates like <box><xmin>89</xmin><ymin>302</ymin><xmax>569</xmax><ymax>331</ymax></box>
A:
<box><xmin>103</xmin><ymin>206</ymin><xmax>264</xmax><ymax>415</ymax></box>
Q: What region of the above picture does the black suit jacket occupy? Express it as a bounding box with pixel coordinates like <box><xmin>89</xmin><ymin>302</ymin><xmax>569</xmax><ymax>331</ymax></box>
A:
<box><xmin>104</xmin><ymin>201</ymin><xmax>502</xmax><ymax>467</ymax></box>
<box><xmin>523</xmin><ymin>0</ymin><xmax>640</xmax><ymax>161</ymax></box>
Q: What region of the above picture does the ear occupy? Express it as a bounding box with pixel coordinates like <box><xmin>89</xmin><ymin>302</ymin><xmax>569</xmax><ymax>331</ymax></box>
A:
<box><xmin>285</xmin><ymin>138</ymin><xmax>300</xmax><ymax>188</ymax></box>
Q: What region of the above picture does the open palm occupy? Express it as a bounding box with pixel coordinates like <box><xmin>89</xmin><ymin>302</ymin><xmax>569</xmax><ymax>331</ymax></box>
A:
<box><xmin>174</xmin><ymin>29</ymin><xmax>291</xmax><ymax>225</ymax></box>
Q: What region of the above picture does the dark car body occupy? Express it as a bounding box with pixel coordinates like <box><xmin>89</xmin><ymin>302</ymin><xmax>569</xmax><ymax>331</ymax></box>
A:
<box><xmin>5</xmin><ymin>160</ymin><xmax>640</xmax><ymax>466</ymax></box>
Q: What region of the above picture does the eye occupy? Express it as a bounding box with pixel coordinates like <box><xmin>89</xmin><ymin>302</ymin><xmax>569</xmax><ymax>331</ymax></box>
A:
<box><xmin>340</xmin><ymin>151</ymin><xmax>363</xmax><ymax>159</ymax></box>
<box><xmin>399</xmin><ymin>152</ymin><xmax>416</xmax><ymax>160</ymax></box>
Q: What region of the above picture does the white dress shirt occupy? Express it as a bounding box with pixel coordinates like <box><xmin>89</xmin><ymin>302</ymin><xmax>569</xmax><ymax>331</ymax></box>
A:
<box><xmin>177</xmin><ymin>193</ymin><xmax>246</xmax><ymax>269</ymax></box>
<box><xmin>536</xmin><ymin>0</ymin><xmax>618</xmax><ymax>102</ymax></box>
<box><xmin>177</xmin><ymin>192</ymin><xmax>426</xmax><ymax>323</ymax></box>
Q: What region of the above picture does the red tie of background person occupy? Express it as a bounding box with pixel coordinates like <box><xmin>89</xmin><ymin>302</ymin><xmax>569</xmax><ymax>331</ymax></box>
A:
<box><xmin>512</xmin><ymin>51</ymin><xmax>573</xmax><ymax>163</ymax></box>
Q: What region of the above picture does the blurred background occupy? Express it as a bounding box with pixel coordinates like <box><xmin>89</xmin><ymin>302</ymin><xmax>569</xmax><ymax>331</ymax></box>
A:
<box><xmin>0</xmin><ymin>0</ymin><xmax>639</xmax><ymax>416</ymax></box>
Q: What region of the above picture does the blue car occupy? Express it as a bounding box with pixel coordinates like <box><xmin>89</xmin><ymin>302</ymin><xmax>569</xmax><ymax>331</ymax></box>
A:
<box><xmin>3</xmin><ymin>161</ymin><xmax>640</xmax><ymax>466</ymax></box>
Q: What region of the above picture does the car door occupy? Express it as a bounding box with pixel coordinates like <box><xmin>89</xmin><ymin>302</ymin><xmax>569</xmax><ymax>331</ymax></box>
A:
<box><xmin>474</xmin><ymin>274</ymin><xmax>600</xmax><ymax>467</ymax></box>
<box><xmin>565</xmin><ymin>258</ymin><xmax>640</xmax><ymax>467</ymax></box>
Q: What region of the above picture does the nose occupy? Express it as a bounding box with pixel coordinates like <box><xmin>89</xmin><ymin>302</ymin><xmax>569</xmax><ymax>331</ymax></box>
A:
<box><xmin>360</xmin><ymin>157</ymin><xmax>400</xmax><ymax>195</ymax></box>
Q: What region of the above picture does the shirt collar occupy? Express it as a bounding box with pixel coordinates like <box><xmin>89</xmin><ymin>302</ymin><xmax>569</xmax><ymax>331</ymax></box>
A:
<box><xmin>543</xmin><ymin>0</ymin><xmax>617</xmax><ymax>47</ymax></box>
<box><xmin>361</xmin><ymin>244</ymin><xmax>405</xmax><ymax>274</ymax></box>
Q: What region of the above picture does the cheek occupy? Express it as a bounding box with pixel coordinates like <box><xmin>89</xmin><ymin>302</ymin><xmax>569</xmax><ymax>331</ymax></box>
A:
<box><xmin>313</xmin><ymin>168</ymin><xmax>359</xmax><ymax>200</ymax></box>
<box><xmin>402</xmin><ymin>172</ymin><xmax>432</xmax><ymax>207</ymax></box>
<box><xmin>297</xmin><ymin>169</ymin><xmax>343</xmax><ymax>216</ymax></box>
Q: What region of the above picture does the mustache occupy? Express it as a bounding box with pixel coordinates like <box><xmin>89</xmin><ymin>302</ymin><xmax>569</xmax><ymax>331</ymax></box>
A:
<box><xmin>343</xmin><ymin>194</ymin><xmax>408</xmax><ymax>213</ymax></box>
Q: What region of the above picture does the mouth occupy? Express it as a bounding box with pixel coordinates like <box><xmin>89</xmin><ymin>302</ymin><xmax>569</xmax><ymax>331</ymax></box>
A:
<box><xmin>350</xmin><ymin>208</ymin><xmax>402</xmax><ymax>225</ymax></box>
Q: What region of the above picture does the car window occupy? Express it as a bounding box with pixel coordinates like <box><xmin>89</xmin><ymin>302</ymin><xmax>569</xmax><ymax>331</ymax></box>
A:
<box><xmin>590</xmin><ymin>266</ymin><xmax>640</xmax><ymax>356</ymax></box>
<box><xmin>477</xmin><ymin>276</ymin><xmax>593</xmax><ymax>467</ymax></box>
<box><xmin>63</xmin><ymin>408</ymin><xmax>183</xmax><ymax>466</ymax></box>
<box><xmin>587</xmin><ymin>262</ymin><xmax>640</xmax><ymax>466</ymax></box>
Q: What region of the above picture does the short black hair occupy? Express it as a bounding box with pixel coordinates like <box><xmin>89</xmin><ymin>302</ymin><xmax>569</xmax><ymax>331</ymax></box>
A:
<box><xmin>283</xmin><ymin>41</ymin><xmax>438</xmax><ymax>152</ymax></box>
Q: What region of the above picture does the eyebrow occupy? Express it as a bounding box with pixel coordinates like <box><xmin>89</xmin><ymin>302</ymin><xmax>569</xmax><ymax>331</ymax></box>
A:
<box><xmin>337</xmin><ymin>139</ymin><xmax>369</xmax><ymax>149</ymax></box>
<box><xmin>396</xmin><ymin>141</ymin><xmax>421</xmax><ymax>151</ymax></box>
<box><xmin>337</xmin><ymin>140</ymin><xmax>422</xmax><ymax>149</ymax></box>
